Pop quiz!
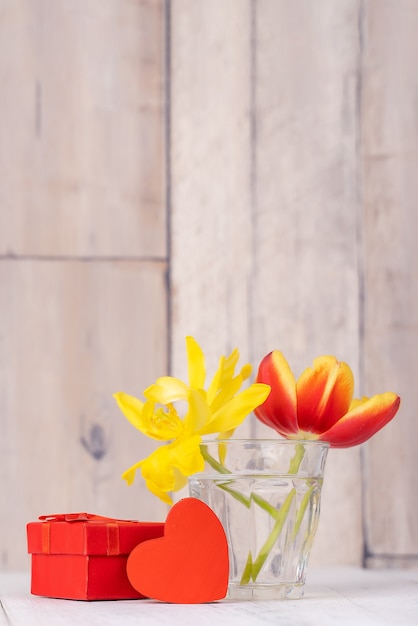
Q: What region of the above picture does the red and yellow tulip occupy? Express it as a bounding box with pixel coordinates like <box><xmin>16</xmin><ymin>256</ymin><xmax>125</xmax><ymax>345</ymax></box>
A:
<box><xmin>255</xmin><ymin>351</ymin><xmax>400</xmax><ymax>447</ymax></box>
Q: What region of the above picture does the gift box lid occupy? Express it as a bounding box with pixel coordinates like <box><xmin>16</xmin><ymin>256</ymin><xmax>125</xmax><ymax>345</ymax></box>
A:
<box><xmin>27</xmin><ymin>513</ymin><xmax>165</xmax><ymax>557</ymax></box>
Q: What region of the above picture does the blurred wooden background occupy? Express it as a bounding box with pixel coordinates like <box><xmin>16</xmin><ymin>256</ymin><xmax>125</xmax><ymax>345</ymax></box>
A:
<box><xmin>0</xmin><ymin>0</ymin><xmax>417</xmax><ymax>571</ymax></box>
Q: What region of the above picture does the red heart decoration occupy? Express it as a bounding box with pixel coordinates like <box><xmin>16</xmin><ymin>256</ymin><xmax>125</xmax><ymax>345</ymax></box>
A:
<box><xmin>127</xmin><ymin>498</ymin><xmax>229</xmax><ymax>603</ymax></box>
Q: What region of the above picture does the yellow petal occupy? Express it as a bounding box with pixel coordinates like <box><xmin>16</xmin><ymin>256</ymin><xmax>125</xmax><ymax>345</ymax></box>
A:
<box><xmin>206</xmin><ymin>361</ymin><xmax>222</xmax><ymax>405</ymax></box>
<box><xmin>217</xmin><ymin>428</ymin><xmax>235</xmax><ymax>440</ymax></box>
<box><xmin>216</xmin><ymin>440</ymin><xmax>231</xmax><ymax>465</ymax></box>
<box><xmin>207</xmin><ymin>349</ymin><xmax>240</xmax><ymax>404</ymax></box>
<box><xmin>121</xmin><ymin>460</ymin><xmax>143</xmax><ymax>485</ymax></box>
<box><xmin>219</xmin><ymin>349</ymin><xmax>240</xmax><ymax>384</ymax></box>
<box><xmin>114</xmin><ymin>392</ymin><xmax>183</xmax><ymax>440</ymax></box>
<box><xmin>169</xmin><ymin>434</ymin><xmax>204</xmax><ymax>476</ymax></box>
<box><xmin>129</xmin><ymin>436</ymin><xmax>204</xmax><ymax>505</ymax></box>
<box><xmin>186</xmin><ymin>336</ymin><xmax>206</xmax><ymax>389</ymax></box>
<box><xmin>114</xmin><ymin>393</ymin><xmax>162</xmax><ymax>440</ymax></box>
<box><xmin>240</xmin><ymin>363</ymin><xmax>252</xmax><ymax>381</ymax></box>
<box><xmin>122</xmin><ymin>447</ymin><xmax>190</xmax><ymax>501</ymax></box>
<box><xmin>209</xmin><ymin>374</ymin><xmax>244</xmax><ymax>413</ymax></box>
<box><xmin>199</xmin><ymin>383</ymin><xmax>270</xmax><ymax>435</ymax></box>
<box><xmin>113</xmin><ymin>391</ymin><xmax>145</xmax><ymax>430</ymax></box>
<box><xmin>144</xmin><ymin>376</ymin><xmax>189</xmax><ymax>404</ymax></box>
<box><xmin>143</xmin><ymin>476</ymin><xmax>173</xmax><ymax>505</ymax></box>
<box><xmin>139</xmin><ymin>445</ymin><xmax>177</xmax><ymax>501</ymax></box>
<box><xmin>216</xmin><ymin>429</ymin><xmax>236</xmax><ymax>463</ymax></box>
<box><xmin>153</xmin><ymin>406</ymin><xmax>186</xmax><ymax>440</ymax></box>
<box><xmin>184</xmin><ymin>388</ymin><xmax>211</xmax><ymax>432</ymax></box>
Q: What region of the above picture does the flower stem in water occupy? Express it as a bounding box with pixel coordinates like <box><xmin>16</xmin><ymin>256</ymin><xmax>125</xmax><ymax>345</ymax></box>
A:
<box><xmin>241</xmin><ymin>488</ymin><xmax>296</xmax><ymax>584</ymax></box>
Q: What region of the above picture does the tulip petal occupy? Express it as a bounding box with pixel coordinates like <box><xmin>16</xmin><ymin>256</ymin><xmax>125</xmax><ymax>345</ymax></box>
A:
<box><xmin>186</xmin><ymin>336</ymin><xmax>206</xmax><ymax>389</ymax></box>
<box><xmin>320</xmin><ymin>392</ymin><xmax>400</xmax><ymax>447</ymax></box>
<box><xmin>254</xmin><ymin>351</ymin><xmax>298</xmax><ymax>436</ymax></box>
<box><xmin>296</xmin><ymin>356</ymin><xmax>354</xmax><ymax>433</ymax></box>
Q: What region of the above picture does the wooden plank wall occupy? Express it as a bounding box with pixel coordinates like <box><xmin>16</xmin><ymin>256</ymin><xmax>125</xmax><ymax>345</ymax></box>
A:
<box><xmin>170</xmin><ymin>0</ymin><xmax>363</xmax><ymax>567</ymax></box>
<box><xmin>361</xmin><ymin>0</ymin><xmax>418</xmax><ymax>568</ymax></box>
<box><xmin>0</xmin><ymin>0</ymin><xmax>168</xmax><ymax>570</ymax></box>
<box><xmin>170</xmin><ymin>0</ymin><xmax>418</xmax><ymax>569</ymax></box>
<box><xmin>1</xmin><ymin>0</ymin><xmax>417</xmax><ymax>570</ymax></box>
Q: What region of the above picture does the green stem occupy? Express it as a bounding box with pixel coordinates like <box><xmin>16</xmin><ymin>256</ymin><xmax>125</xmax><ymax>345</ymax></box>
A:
<box><xmin>288</xmin><ymin>442</ymin><xmax>305</xmax><ymax>474</ymax></box>
<box><xmin>246</xmin><ymin>446</ymin><xmax>306</xmax><ymax>582</ymax></box>
<box><xmin>240</xmin><ymin>551</ymin><xmax>253</xmax><ymax>585</ymax></box>
<box><xmin>246</xmin><ymin>488</ymin><xmax>296</xmax><ymax>583</ymax></box>
<box><xmin>200</xmin><ymin>445</ymin><xmax>278</xmax><ymax>517</ymax></box>
<box><xmin>291</xmin><ymin>484</ymin><xmax>313</xmax><ymax>540</ymax></box>
<box><xmin>200</xmin><ymin>445</ymin><xmax>230</xmax><ymax>475</ymax></box>
<box><xmin>200</xmin><ymin>442</ymin><xmax>311</xmax><ymax>585</ymax></box>
<box><xmin>251</xmin><ymin>492</ymin><xmax>280</xmax><ymax>519</ymax></box>
<box><xmin>200</xmin><ymin>445</ymin><xmax>251</xmax><ymax>508</ymax></box>
<box><xmin>216</xmin><ymin>482</ymin><xmax>251</xmax><ymax>509</ymax></box>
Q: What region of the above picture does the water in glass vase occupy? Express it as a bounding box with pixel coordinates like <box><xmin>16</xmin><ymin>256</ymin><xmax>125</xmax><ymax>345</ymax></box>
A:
<box><xmin>189</xmin><ymin>472</ymin><xmax>324</xmax><ymax>600</ymax></box>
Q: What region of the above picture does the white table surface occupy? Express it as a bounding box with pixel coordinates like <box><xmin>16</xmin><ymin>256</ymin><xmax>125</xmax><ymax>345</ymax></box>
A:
<box><xmin>1</xmin><ymin>567</ymin><xmax>417</xmax><ymax>626</ymax></box>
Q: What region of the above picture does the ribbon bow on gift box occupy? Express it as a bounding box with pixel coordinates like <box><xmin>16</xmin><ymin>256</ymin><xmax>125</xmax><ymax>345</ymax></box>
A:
<box><xmin>37</xmin><ymin>513</ymin><xmax>140</xmax><ymax>556</ymax></box>
<box><xmin>38</xmin><ymin>512</ymin><xmax>137</xmax><ymax>523</ymax></box>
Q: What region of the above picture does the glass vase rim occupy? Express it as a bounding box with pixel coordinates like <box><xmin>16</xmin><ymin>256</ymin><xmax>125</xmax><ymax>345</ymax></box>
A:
<box><xmin>201</xmin><ymin>438</ymin><xmax>330</xmax><ymax>448</ymax></box>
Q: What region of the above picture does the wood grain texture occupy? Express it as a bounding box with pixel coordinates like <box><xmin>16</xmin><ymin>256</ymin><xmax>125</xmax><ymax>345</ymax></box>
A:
<box><xmin>170</xmin><ymin>0</ymin><xmax>254</xmax><ymax>443</ymax></box>
<box><xmin>170</xmin><ymin>0</ymin><xmax>364</xmax><ymax>564</ymax></box>
<box><xmin>361</xmin><ymin>0</ymin><xmax>418</xmax><ymax>561</ymax></box>
<box><xmin>0</xmin><ymin>260</ymin><xmax>168</xmax><ymax>569</ymax></box>
<box><xmin>251</xmin><ymin>0</ymin><xmax>362</xmax><ymax>369</ymax></box>
<box><xmin>252</xmin><ymin>0</ymin><xmax>363</xmax><ymax>566</ymax></box>
<box><xmin>2</xmin><ymin>569</ymin><xmax>418</xmax><ymax>625</ymax></box>
<box><xmin>0</xmin><ymin>0</ymin><xmax>168</xmax><ymax>570</ymax></box>
<box><xmin>1</xmin><ymin>0</ymin><xmax>416</xmax><ymax>572</ymax></box>
<box><xmin>0</xmin><ymin>0</ymin><xmax>165</xmax><ymax>257</ymax></box>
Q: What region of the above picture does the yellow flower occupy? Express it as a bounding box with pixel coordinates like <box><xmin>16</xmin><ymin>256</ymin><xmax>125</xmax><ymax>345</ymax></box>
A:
<box><xmin>114</xmin><ymin>336</ymin><xmax>270</xmax><ymax>504</ymax></box>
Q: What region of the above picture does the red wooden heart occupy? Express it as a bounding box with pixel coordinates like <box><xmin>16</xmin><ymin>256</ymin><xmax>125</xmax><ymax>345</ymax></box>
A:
<box><xmin>127</xmin><ymin>498</ymin><xmax>229</xmax><ymax>604</ymax></box>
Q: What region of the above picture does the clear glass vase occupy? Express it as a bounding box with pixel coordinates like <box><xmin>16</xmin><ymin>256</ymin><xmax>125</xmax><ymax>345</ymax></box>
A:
<box><xmin>188</xmin><ymin>439</ymin><xmax>329</xmax><ymax>600</ymax></box>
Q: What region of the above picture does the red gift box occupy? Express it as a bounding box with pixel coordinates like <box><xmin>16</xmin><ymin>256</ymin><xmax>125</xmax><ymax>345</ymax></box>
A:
<box><xmin>27</xmin><ymin>513</ymin><xmax>165</xmax><ymax>601</ymax></box>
